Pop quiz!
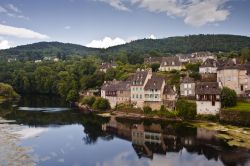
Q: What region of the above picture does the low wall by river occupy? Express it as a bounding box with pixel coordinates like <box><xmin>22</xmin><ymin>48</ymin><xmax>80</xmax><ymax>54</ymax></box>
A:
<box><xmin>220</xmin><ymin>109</ymin><xmax>250</xmax><ymax>126</ymax></box>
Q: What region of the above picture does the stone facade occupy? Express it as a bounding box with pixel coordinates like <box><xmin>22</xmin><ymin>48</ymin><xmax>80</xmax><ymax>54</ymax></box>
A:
<box><xmin>180</xmin><ymin>76</ymin><xmax>195</xmax><ymax>97</ymax></box>
<box><xmin>101</xmin><ymin>80</ymin><xmax>131</xmax><ymax>108</ymax></box>
<box><xmin>159</xmin><ymin>57</ymin><xmax>184</xmax><ymax>72</ymax></box>
<box><xmin>196</xmin><ymin>82</ymin><xmax>221</xmax><ymax>115</ymax></box>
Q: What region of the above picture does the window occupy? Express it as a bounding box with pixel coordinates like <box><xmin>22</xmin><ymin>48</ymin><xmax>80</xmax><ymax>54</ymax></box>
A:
<box><xmin>188</xmin><ymin>84</ymin><xmax>191</xmax><ymax>88</ymax></box>
<box><xmin>241</xmin><ymin>85</ymin><xmax>244</xmax><ymax>91</ymax></box>
<box><xmin>184</xmin><ymin>84</ymin><xmax>187</xmax><ymax>88</ymax></box>
<box><xmin>140</xmin><ymin>95</ymin><xmax>142</xmax><ymax>99</ymax></box>
<box><xmin>188</xmin><ymin>90</ymin><xmax>192</xmax><ymax>95</ymax></box>
<box><xmin>132</xmin><ymin>94</ymin><xmax>134</xmax><ymax>98</ymax></box>
<box><xmin>136</xmin><ymin>94</ymin><xmax>138</xmax><ymax>98</ymax></box>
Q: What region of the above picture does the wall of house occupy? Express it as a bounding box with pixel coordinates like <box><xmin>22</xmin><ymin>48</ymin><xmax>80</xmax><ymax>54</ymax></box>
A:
<box><xmin>144</xmin><ymin>101</ymin><xmax>163</xmax><ymax>110</ymax></box>
<box><xmin>159</xmin><ymin>66</ymin><xmax>182</xmax><ymax>72</ymax></box>
<box><xmin>199</xmin><ymin>67</ymin><xmax>217</xmax><ymax>74</ymax></box>
<box><xmin>196</xmin><ymin>101</ymin><xmax>221</xmax><ymax>115</ymax></box>
<box><xmin>180</xmin><ymin>83</ymin><xmax>195</xmax><ymax>97</ymax></box>
<box><xmin>217</xmin><ymin>69</ymin><xmax>248</xmax><ymax>95</ymax></box>
<box><xmin>105</xmin><ymin>96</ymin><xmax>117</xmax><ymax>108</ymax></box>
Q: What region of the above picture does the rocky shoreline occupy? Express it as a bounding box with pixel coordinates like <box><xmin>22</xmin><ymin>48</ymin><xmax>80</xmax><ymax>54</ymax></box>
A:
<box><xmin>0</xmin><ymin>118</ymin><xmax>35</xmax><ymax>166</ymax></box>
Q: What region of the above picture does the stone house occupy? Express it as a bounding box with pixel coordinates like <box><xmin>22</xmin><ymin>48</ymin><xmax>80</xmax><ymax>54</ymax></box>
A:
<box><xmin>217</xmin><ymin>59</ymin><xmax>250</xmax><ymax>96</ymax></box>
<box><xmin>159</xmin><ymin>57</ymin><xmax>184</xmax><ymax>72</ymax></box>
<box><xmin>144</xmin><ymin>57</ymin><xmax>163</xmax><ymax>65</ymax></box>
<box><xmin>180</xmin><ymin>76</ymin><xmax>196</xmax><ymax>97</ymax></box>
<box><xmin>144</xmin><ymin>75</ymin><xmax>166</xmax><ymax>110</ymax></box>
<box><xmin>163</xmin><ymin>85</ymin><xmax>178</xmax><ymax>109</ymax></box>
<box><xmin>199</xmin><ymin>58</ymin><xmax>217</xmax><ymax>74</ymax></box>
<box><xmin>196</xmin><ymin>82</ymin><xmax>221</xmax><ymax>115</ymax></box>
<box><xmin>131</xmin><ymin>69</ymin><xmax>153</xmax><ymax>108</ymax></box>
<box><xmin>101</xmin><ymin>80</ymin><xmax>131</xmax><ymax>108</ymax></box>
<box><xmin>100</xmin><ymin>62</ymin><xmax>117</xmax><ymax>73</ymax></box>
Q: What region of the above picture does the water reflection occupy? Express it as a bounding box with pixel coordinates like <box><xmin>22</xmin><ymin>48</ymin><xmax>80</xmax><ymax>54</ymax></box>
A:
<box><xmin>0</xmin><ymin>97</ymin><xmax>250</xmax><ymax>166</ymax></box>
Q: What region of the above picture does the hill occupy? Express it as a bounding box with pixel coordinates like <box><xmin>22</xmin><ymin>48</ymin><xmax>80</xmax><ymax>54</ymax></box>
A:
<box><xmin>106</xmin><ymin>34</ymin><xmax>250</xmax><ymax>54</ymax></box>
<box><xmin>1</xmin><ymin>34</ymin><xmax>250</xmax><ymax>61</ymax></box>
<box><xmin>0</xmin><ymin>42</ymin><xmax>100</xmax><ymax>61</ymax></box>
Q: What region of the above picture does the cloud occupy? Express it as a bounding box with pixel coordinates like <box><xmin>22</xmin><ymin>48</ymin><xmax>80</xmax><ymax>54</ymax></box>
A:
<box><xmin>0</xmin><ymin>6</ymin><xmax>7</xmax><ymax>13</ymax></box>
<box><xmin>7</xmin><ymin>4</ymin><xmax>21</xmax><ymax>13</ymax></box>
<box><xmin>0</xmin><ymin>40</ymin><xmax>11</xmax><ymax>49</ymax></box>
<box><xmin>0</xmin><ymin>24</ymin><xmax>49</xmax><ymax>39</ymax></box>
<box><xmin>148</xmin><ymin>34</ymin><xmax>156</xmax><ymax>39</ymax></box>
<box><xmin>14</xmin><ymin>127</ymin><xmax>49</xmax><ymax>139</ymax></box>
<box><xmin>86</xmin><ymin>36</ymin><xmax>126</xmax><ymax>48</ymax></box>
<box><xmin>0</xmin><ymin>4</ymin><xmax>29</xmax><ymax>20</ymax></box>
<box><xmin>64</xmin><ymin>25</ymin><xmax>71</xmax><ymax>30</ymax></box>
<box><xmin>99</xmin><ymin>0</ymin><xmax>130</xmax><ymax>11</ymax></box>
<box><xmin>97</xmin><ymin>0</ymin><xmax>230</xmax><ymax>27</ymax></box>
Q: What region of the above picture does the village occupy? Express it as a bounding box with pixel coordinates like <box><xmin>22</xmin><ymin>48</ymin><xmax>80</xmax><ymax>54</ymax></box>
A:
<box><xmin>97</xmin><ymin>52</ymin><xmax>250</xmax><ymax>116</ymax></box>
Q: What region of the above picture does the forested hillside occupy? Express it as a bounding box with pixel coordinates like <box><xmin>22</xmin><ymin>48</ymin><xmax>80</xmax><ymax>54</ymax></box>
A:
<box><xmin>1</xmin><ymin>34</ymin><xmax>250</xmax><ymax>62</ymax></box>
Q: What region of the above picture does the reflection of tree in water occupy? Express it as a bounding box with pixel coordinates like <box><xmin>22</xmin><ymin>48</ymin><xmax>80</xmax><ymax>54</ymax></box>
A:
<box><xmin>81</xmin><ymin>115</ymin><xmax>110</xmax><ymax>144</ymax></box>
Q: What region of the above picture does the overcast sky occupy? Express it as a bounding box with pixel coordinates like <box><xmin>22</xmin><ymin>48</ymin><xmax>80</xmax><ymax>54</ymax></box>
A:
<box><xmin>0</xmin><ymin>0</ymin><xmax>249</xmax><ymax>49</ymax></box>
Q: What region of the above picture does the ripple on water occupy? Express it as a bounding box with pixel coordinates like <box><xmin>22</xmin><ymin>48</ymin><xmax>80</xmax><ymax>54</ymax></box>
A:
<box><xmin>18</xmin><ymin>107</ymin><xmax>70</xmax><ymax>112</ymax></box>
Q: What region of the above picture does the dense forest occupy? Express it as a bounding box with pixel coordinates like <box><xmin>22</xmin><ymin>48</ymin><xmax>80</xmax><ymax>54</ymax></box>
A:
<box><xmin>1</xmin><ymin>34</ymin><xmax>250</xmax><ymax>63</ymax></box>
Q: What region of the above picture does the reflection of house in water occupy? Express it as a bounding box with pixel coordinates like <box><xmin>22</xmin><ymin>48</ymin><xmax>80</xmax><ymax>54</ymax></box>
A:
<box><xmin>102</xmin><ymin>118</ymin><xmax>250</xmax><ymax>166</ymax></box>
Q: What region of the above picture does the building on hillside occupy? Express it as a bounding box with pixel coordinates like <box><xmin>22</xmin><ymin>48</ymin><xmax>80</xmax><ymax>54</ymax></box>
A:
<box><xmin>199</xmin><ymin>58</ymin><xmax>217</xmax><ymax>74</ymax></box>
<box><xmin>131</xmin><ymin>69</ymin><xmax>152</xmax><ymax>108</ymax></box>
<box><xmin>159</xmin><ymin>57</ymin><xmax>184</xmax><ymax>72</ymax></box>
<box><xmin>180</xmin><ymin>76</ymin><xmax>196</xmax><ymax>97</ymax></box>
<box><xmin>192</xmin><ymin>52</ymin><xmax>216</xmax><ymax>63</ymax></box>
<box><xmin>100</xmin><ymin>62</ymin><xmax>117</xmax><ymax>73</ymax></box>
<box><xmin>101</xmin><ymin>80</ymin><xmax>131</xmax><ymax>108</ymax></box>
<box><xmin>163</xmin><ymin>85</ymin><xmax>178</xmax><ymax>109</ymax></box>
<box><xmin>144</xmin><ymin>75</ymin><xmax>166</xmax><ymax>110</ymax></box>
<box><xmin>196</xmin><ymin>82</ymin><xmax>221</xmax><ymax>115</ymax></box>
<box><xmin>217</xmin><ymin>59</ymin><xmax>250</xmax><ymax>96</ymax></box>
<box><xmin>176</xmin><ymin>54</ymin><xmax>193</xmax><ymax>63</ymax></box>
<box><xmin>144</xmin><ymin>57</ymin><xmax>163</xmax><ymax>65</ymax></box>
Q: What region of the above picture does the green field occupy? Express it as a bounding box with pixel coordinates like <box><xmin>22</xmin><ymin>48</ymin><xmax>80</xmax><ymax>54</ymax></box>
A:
<box><xmin>226</xmin><ymin>102</ymin><xmax>250</xmax><ymax>112</ymax></box>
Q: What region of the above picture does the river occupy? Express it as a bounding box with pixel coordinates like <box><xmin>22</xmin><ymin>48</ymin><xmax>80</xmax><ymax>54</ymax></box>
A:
<box><xmin>0</xmin><ymin>95</ymin><xmax>250</xmax><ymax>166</ymax></box>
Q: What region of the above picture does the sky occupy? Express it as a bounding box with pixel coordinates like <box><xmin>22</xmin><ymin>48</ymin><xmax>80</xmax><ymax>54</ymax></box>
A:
<box><xmin>0</xmin><ymin>0</ymin><xmax>249</xmax><ymax>49</ymax></box>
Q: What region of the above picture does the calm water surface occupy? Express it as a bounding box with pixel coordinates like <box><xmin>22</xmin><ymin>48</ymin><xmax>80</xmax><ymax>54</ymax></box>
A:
<box><xmin>0</xmin><ymin>95</ymin><xmax>250</xmax><ymax>166</ymax></box>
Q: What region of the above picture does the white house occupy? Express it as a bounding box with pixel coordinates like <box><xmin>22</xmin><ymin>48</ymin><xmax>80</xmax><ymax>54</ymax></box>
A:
<box><xmin>196</xmin><ymin>82</ymin><xmax>221</xmax><ymax>115</ymax></box>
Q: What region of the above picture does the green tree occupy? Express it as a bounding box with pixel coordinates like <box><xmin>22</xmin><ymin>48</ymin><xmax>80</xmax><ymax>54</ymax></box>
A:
<box><xmin>143</xmin><ymin>106</ymin><xmax>152</xmax><ymax>114</ymax></box>
<box><xmin>81</xmin><ymin>96</ymin><xmax>96</xmax><ymax>107</ymax></box>
<box><xmin>66</xmin><ymin>89</ymin><xmax>78</xmax><ymax>102</ymax></box>
<box><xmin>176</xmin><ymin>99</ymin><xmax>196</xmax><ymax>120</ymax></box>
<box><xmin>92</xmin><ymin>98</ymin><xmax>110</xmax><ymax>111</ymax></box>
<box><xmin>150</xmin><ymin>63</ymin><xmax>160</xmax><ymax>72</ymax></box>
<box><xmin>221</xmin><ymin>87</ymin><xmax>237</xmax><ymax>107</ymax></box>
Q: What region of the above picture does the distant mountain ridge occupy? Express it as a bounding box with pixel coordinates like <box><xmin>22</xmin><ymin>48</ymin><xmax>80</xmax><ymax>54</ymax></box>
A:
<box><xmin>1</xmin><ymin>34</ymin><xmax>250</xmax><ymax>61</ymax></box>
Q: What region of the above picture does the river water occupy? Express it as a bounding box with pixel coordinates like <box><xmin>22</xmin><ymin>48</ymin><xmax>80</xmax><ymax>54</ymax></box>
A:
<box><xmin>0</xmin><ymin>96</ymin><xmax>250</xmax><ymax>166</ymax></box>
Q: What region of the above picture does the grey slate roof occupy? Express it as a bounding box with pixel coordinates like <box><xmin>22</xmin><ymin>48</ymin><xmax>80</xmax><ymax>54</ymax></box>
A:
<box><xmin>144</xmin><ymin>75</ymin><xmax>165</xmax><ymax>90</ymax></box>
<box><xmin>201</xmin><ymin>58</ymin><xmax>217</xmax><ymax>67</ymax></box>
<box><xmin>161</xmin><ymin>57</ymin><xmax>181</xmax><ymax>66</ymax></box>
<box><xmin>196</xmin><ymin>82</ymin><xmax>221</xmax><ymax>95</ymax></box>
<box><xmin>131</xmin><ymin>70</ymin><xmax>149</xmax><ymax>86</ymax></box>
<box><xmin>101</xmin><ymin>80</ymin><xmax>130</xmax><ymax>91</ymax></box>
<box><xmin>163</xmin><ymin>85</ymin><xmax>176</xmax><ymax>95</ymax></box>
<box><xmin>181</xmin><ymin>76</ymin><xmax>195</xmax><ymax>83</ymax></box>
<box><xmin>100</xmin><ymin>62</ymin><xmax>117</xmax><ymax>70</ymax></box>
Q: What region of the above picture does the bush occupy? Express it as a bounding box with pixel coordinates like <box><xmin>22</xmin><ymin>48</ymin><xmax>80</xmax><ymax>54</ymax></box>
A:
<box><xmin>66</xmin><ymin>89</ymin><xmax>78</xmax><ymax>102</ymax></box>
<box><xmin>143</xmin><ymin>106</ymin><xmax>152</xmax><ymax>114</ymax></box>
<box><xmin>176</xmin><ymin>99</ymin><xmax>197</xmax><ymax>120</ymax></box>
<box><xmin>221</xmin><ymin>87</ymin><xmax>237</xmax><ymax>107</ymax></box>
<box><xmin>80</xmin><ymin>96</ymin><xmax>96</xmax><ymax>107</ymax></box>
<box><xmin>92</xmin><ymin>97</ymin><xmax>111</xmax><ymax>111</ymax></box>
<box><xmin>0</xmin><ymin>83</ymin><xmax>20</xmax><ymax>99</ymax></box>
<box><xmin>150</xmin><ymin>63</ymin><xmax>160</xmax><ymax>72</ymax></box>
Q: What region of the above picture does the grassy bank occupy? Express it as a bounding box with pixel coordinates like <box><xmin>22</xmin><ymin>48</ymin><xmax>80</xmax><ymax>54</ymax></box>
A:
<box><xmin>220</xmin><ymin>102</ymin><xmax>250</xmax><ymax>126</ymax></box>
<box><xmin>225</xmin><ymin>102</ymin><xmax>250</xmax><ymax>112</ymax></box>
